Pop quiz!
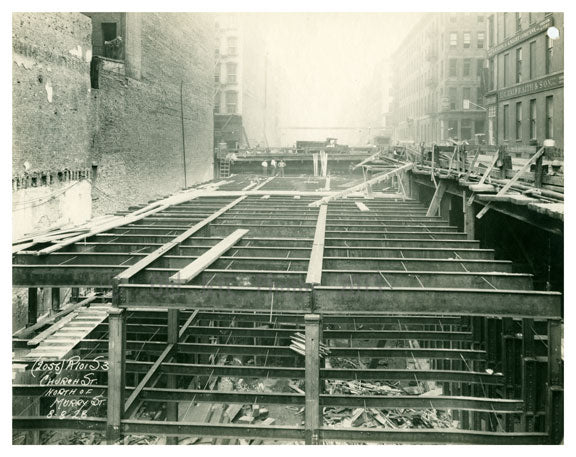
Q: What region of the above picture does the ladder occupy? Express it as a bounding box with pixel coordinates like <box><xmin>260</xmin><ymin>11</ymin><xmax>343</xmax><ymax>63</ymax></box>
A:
<box><xmin>219</xmin><ymin>159</ymin><xmax>231</xmax><ymax>178</ymax></box>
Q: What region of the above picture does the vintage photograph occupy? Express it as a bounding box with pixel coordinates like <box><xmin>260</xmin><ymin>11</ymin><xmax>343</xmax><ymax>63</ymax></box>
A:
<box><xmin>10</xmin><ymin>9</ymin><xmax>564</xmax><ymax>446</ymax></box>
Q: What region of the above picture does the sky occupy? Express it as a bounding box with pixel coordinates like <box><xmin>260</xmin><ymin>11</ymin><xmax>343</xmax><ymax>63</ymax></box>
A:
<box><xmin>256</xmin><ymin>13</ymin><xmax>423</xmax><ymax>143</ymax></box>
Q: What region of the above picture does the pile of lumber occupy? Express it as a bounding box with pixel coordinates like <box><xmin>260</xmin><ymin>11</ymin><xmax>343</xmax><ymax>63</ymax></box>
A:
<box><xmin>289</xmin><ymin>332</ymin><xmax>331</xmax><ymax>357</ymax></box>
<box><xmin>324</xmin><ymin>406</ymin><xmax>452</xmax><ymax>430</ymax></box>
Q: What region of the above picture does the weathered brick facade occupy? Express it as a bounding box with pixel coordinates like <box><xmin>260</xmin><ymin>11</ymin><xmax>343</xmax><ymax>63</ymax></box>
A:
<box><xmin>12</xmin><ymin>12</ymin><xmax>215</xmax><ymax>330</ymax></box>
<box><xmin>12</xmin><ymin>13</ymin><xmax>93</xmax><ymax>172</ymax></box>
<box><xmin>90</xmin><ymin>13</ymin><xmax>215</xmax><ymax>215</ymax></box>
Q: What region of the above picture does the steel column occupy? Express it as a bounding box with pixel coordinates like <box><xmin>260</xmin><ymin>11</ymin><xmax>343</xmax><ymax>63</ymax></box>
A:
<box><xmin>304</xmin><ymin>314</ymin><xmax>322</xmax><ymax>444</ymax></box>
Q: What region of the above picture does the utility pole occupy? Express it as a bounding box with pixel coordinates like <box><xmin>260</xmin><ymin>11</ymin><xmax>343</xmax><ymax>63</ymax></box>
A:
<box><xmin>180</xmin><ymin>80</ymin><xmax>188</xmax><ymax>188</ymax></box>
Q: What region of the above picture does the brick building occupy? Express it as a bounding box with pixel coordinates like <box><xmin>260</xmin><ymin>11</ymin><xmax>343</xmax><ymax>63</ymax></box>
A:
<box><xmin>12</xmin><ymin>12</ymin><xmax>215</xmax><ymax>328</ymax></box>
<box><xmin>213</xmin><ymin>14</ymin><xmax>281</xmax><ymax>149</ymax></box>
<box><xmin>85</xmin><ymin>13</ymin><xmax>215</xmax><ymax>215</ymax></box>
<box><xmin>484</xmin><ymin>12</ymin><xmax>563</xmax><ymax>153</ymax></box>
<box><xmin>390</xmin><ymin>13</ymin><xmax>488</xmax><ymax>144</ymax></box>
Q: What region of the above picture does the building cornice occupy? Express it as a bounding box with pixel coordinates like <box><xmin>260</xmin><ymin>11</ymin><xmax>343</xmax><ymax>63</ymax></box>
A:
<box><xmin>487</xmin><ymin>16</ymin><xmax>554</xmax><ymax>57</ymax></box>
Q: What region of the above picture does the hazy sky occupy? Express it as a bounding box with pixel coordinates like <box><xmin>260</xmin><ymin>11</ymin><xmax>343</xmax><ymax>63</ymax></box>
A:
<box><xmin>260</xmin><ymin>13</ymin><xmax>422</xmax><ymax>127</ymax></box>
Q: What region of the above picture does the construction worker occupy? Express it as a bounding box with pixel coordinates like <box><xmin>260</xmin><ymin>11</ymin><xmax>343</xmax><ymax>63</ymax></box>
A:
<box><xmin>270</xmin><ymin>159</ymin><xmax>277</xmax><ymax>176</ymax></box>
<box><xmin>261</xmin><ymin>160</ymin><xmax>268</xmax><ymax>176</ymax></box>
<box><xmin>278</xmin><ymin>160</ymin><xmax>286</xmax><ymax>177</ymax></box>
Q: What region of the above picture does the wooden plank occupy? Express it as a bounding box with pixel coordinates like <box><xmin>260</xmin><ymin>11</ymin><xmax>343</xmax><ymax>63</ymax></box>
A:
<box><xmin>352</xmin><ymin>151</ymin><xmax>381</xmax><ymax>170</ymax></box>
<box><xmin>115</xmin><ymin>196</ymin><xmax>246</xmax><ymax>283</ymax></box>
<box><xmin>27</xmin><ymin>312</ymin><xmax>77</xmax><ymax>346</ymax></box>
<box><xmin>15</xmin><ymin>293</ymin><xmax>100</xmax><ymax>339</ymax></box>
<box><xmin>308</xmin><ymin>163</ymin><xmax>413</xmax><ymax>207</ymax></box>
<box><xmin>426</xmin><ymin>180</ymin><xmax>447</xmax><ymax>217</ymax></box>
<box><xmin>477</xmin><ymin>147</ymin><xmax>545</xmax><ymax>219</ymax></box>
<box><xmin>355</xmin><ymin>201</ymin><xmax>370</xmax><ymax>212</ymax></box>
<box><xmin>306</xmin><ymin>205</ymin><xmax>328</xmax><ymax>285</ymax></box>
<box><xmin>169</xmin><ymin>229</ymin><xmax>249</xmax><ymax>284</ymax></box>
<box><xmin>478</xmin><ymin>149</ymin><xmax>500</xmax><ymax>185</ymax></box>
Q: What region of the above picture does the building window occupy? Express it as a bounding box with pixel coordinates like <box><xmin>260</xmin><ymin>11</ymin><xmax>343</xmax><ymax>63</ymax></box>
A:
<box><xmin>463</xmin><ymin>59</ymin><xmax>472</xmax><ymax>77</ymax></box>
<box><xmin>503</xmin><ymin>12</ymin><xmax>508</xmax><ymax>38</ymax></box>
<box><xmin>503</xmin><ymin>53</ymin><xmax>509</xmax><ymax>86</ymax></box>
<box><xmin>546</xmin><ymin>96</ymin><xmax>553</xmax><ymax>138</ymax></box>
<box><xmin>449</xmin><ymin>32</ymin><xmax>458</xmax><ymax>49</ymax></box>
<box><xmin>463</xmin><ymin>32</ymin><xmax>471</xmax><ymax>48</ymax></box>
<box><xmin>461</xmin><ymin>119</ymin><xmax>472</xmax><ymax>140</ymax></box>
<box><xmin>503</xmin><ymin>104</ymin><xmax>509</xmax><ymax>139</ymax></box>
<box><xmin>516</xmin><ymin>13</ymin><xmax>522</xmax><ymax>32</ymax></box>
<box><xmin>463</xmin><ymin>87</ymin><xmax>471</xmax><ymax>107</ymax></box>
<box><xmin>515</xmin><ymin>102</ymin><xmax>522</xmax><ymax>140</ymax></box>
<box><xmin>226</xmin><ymin>62</ymin><xmax>237</xmax><ymax>84</ymax></box>
<box><xmin>214</xmin><ymin>63</ymin><xmax>220</xmax><ymax>83</ymax></box>
<box><xmin>529</xmin><ymin>99</ymin><xmax>537</xmax><ymax>139</ymax></box>
<box><xmin>449</xmin><ymin>87</ymin><xmax>457</xmax><ymax>110</ymax></box>
<box><xmin>529</xmin><ymin>41</ymin><xmax>536</xmax><ymax>79</ymax></box>
<box><xmin>516</xmin><ymin>48</ymin><xmax>523</xmax><ymax>83</ymax></box>
<box><xmin>449</xmin><ymin>58</ymin><xmax>457</xmax><ymax>77</ymax></box>
<box><xmin>227</xmin><ymin>36</ymin><xmax>237</xmax><ymax>56</ymax></box>
<box><xmin>225</xmin><ymin>91</ymin><xmax>238</xmax><ymax>114</ymax></box>
<box><xmin>214</xmin><ymin>93</ymin><xmax>220</xmax><ymax>114</ymax></box>
<box><xmin>448</xmin><ymin>119</ymin><xmax>458</xmax><ymax>138</ymax></box>
<box><xmin>546</xmin><ymin>36</ymin><xmax>553</xmax><ymax>74</ymax></box>
<box><xmin>477</xmin><ymin>32</ymin><xmax>485</xmax><ymax>49</ymax></box>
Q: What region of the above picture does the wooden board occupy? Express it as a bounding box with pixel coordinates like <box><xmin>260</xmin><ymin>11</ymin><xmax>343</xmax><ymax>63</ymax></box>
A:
<box><xmin>169</xmin><ymin>229</ymin><xmax>249</xmax><ymax>284</ymax></box>
<box><xmin>355</xmin><ymin>202</ymin><xmax>370</xmax><ymax>212</ymax></box>
<box><xmin>306</xmin><ymin>205</ymin><xmax>328</xmax><ymax>285</ymax></box>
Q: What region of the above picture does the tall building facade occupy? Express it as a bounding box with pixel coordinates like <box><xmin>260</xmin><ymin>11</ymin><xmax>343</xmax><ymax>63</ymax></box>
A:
<box><xmin>484</xmin><ymin>12</ymin><xmax>563</xmax><ymax>153</ymax></box>
<box><xmin>214</xmin><ymin>14</ymin><xmax>281</xmax><ymax>149</ymax></box>
<box><xmin>390</xmin><ymin>13</ymin><xmax>488</xmax><ymax>144</ymax></box>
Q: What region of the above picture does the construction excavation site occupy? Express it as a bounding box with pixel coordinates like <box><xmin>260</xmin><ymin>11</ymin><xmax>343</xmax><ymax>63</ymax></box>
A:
<box><xmin>12</xmin><ymin>145</ymin><xmax>564</xmax><ymax>445</ymax></box>
<box><xmin>11</xmin><ymin>11</ymin><xmax>566</xmax><ymax>447</ymax></box>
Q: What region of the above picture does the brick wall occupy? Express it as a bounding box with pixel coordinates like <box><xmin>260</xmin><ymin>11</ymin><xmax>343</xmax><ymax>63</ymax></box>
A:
<box><xmin>12</xmin><ymin>13</ymin><xmax>93</xmax><ymax>172</ymax></box>
<box><xmin>91</xmin><ymin>13</ymin><xmax>215</xmax><ymax>215</ymax></box>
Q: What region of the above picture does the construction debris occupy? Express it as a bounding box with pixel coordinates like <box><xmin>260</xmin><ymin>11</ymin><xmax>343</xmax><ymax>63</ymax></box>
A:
<box><xmin>289</xmin><ymin>332</ymin><xmax>331</xmax><ymax>357</ymax></box>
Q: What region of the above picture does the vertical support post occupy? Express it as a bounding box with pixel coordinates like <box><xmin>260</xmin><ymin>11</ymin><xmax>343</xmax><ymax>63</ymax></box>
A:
<box><xmin>27</xmin><ymin>287</ymin><xmax>38</xmax><ymax>327</ymax></box>
<box><xmin>464</xmin><ymin>192</ymin><xmax>477</xmax><ymax>240</ymax></box>
<box><xmin>521</xmin><ymin>318</ymin><xmax>537</xmax><ymax>431</ymax></box>
<box><xmin>501</xmin><ymin>318</ymin><xmax>515</xmax><ymax>432</ymax></box>
<box><xmin>106</xmin><ymin>306</ymin><xmax>126</xmax><ymax>444</ymax></box>
<box><xmin>440</xmin><ymin>192</ymin><xmax>451</xmax><ymax>222</ymax></box>
<box><xmin>304</xmin><ymin>314</ymin><xmax>322</xmax><ymax>445</ymax></box>
<box><xmin>534</xmin><ymin>153</ymin><xmax>544</xmax><ymax>188</ymax></box>
<box><xmin>546</xmin><ymin>320</ymin><xmax>563</xmax><ymax>444</ymax></box>
<box><xmin>26</xmin><ymin>398</ymin><xmax>40</xmax><ymax>444</ymax></box>
<box><xmin>166</xmin><ymin>309</ymin><xmax>179</xmax><ymax>445</ymax></box>
<box><xmin>71</xmin><ymin>287</ymin><xmax>80</xmax><ymax>303</ymax></box>
<box><xmin>50</xmin><ymin>287</ymin><xmax>60</xmax><ymax>315</ymax></box>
